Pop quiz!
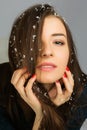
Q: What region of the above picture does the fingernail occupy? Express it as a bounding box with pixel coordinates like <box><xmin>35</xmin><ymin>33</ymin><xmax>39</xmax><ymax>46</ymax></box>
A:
<box><xmin>23</xmin><ymin>66</ymin><xmax>27</xmax><ymax>70</ymax></box>
<box><xmin>27</xmin><ymin>71</ymin><xmax>30</xmax><ymax>75</ymax></box>
<box><xmin>66</xmin><ymin>66</ymin><xmax>69</xmax><ymax>71</ymax></box>
<box><xmin>63</xmin><ymin>72</ymin><xmax>67</xmax><ymax>78</ymax></box>
<box><xmin>31</xmin><ymin>74</ymin><xmax>36</xmax><ymax>78</ymax></box>
<box><xmin>56</xmin><ymin>80</ymin><xmax>59</xmax><ymax>83</ymax></box>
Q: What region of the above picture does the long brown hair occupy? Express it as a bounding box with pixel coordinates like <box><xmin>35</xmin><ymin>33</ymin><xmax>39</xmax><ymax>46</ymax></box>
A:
<box><xmin>8</xmin><ymin>4</ymin><xmax>87</xmax><ymax>130</ymax></box>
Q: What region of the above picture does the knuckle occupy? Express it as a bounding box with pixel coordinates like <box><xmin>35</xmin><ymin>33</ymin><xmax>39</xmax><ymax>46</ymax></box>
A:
<box><xmin>11</xmin><ymin>79</ymin><xmax>15</xmax><ymax>86</ymax></box>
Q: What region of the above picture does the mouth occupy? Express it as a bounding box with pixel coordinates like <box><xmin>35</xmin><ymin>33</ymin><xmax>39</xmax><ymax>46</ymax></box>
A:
<box><xmin>37</xmin><ymin>62</ymin><xmax>57</xmax><ymax>72</ymax></box>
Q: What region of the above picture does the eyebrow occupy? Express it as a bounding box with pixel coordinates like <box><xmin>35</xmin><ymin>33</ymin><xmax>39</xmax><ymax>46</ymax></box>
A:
<box><xmin>52</xmin><ymin>33</ymin><xmax>66</xmax><ymax>38</ymax></box>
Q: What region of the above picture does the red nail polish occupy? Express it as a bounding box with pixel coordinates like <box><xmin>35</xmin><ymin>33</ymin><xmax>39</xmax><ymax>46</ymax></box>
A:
<box><xmin>63</xmin><ymin>72</ymin><xmax>67</xmax><ymax>78</ymax></box>
<box><xmin>66</xmin><ymin>66</ymin><xmax>69</xmax><ymax>71</ymax></box>
<box><xmin>27</xmin><ymin>72</ymin><xmax>30</xmax><ymax>75</ymax></box>
<box><xmin>31</xmin><ymin>74</ymin><xmax>36</xmax><ymax>78</ymax></box>
<box><xmin>23</xmin><ymin>66</ymin><xmax>27</xmax><ymax>70</ymax></box>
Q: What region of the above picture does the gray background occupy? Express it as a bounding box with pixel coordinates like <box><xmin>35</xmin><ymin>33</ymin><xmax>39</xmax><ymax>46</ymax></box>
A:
<box><xmin>0</xmin><ymin>0</ymin><xmax>87</xmax><ymax>129</ymax></box>
<box><xmin>0</xmin><ymin>0</ymin><xmax>87</xmax><ymax>75</ymax></box>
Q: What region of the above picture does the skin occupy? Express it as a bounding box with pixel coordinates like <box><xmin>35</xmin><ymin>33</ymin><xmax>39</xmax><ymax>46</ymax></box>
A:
<box><xmin>11</xmin><ymin>15</ymin><xmax>74</xmax><ymax>130</ymax></box>
<box><xmin>36</xmin><ymin>15</ymin><xmax>69</xmax><ymax>84</ymax></box>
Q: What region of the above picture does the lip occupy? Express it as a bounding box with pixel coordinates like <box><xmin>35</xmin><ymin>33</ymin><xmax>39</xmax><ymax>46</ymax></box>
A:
<box><xmin>36</xmin><ymin>62</ymin><xmax>57</xmax><ymax>72</ymax></box>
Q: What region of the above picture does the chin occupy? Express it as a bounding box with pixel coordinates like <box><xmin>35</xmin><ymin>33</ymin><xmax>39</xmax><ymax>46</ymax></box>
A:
<box><xmin>37</xmin><ymin>77</ymin><xmax>56</xmax><ymax>84</ymax></box>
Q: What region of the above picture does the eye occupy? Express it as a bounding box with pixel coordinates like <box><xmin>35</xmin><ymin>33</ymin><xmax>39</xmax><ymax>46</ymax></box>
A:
<box><xmin>53</xmin><ymin>41</ymin><xmax>64</xmax><ymax>45</ymax></box>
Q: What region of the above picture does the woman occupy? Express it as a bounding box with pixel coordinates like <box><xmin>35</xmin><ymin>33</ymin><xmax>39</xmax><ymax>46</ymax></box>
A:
<box><xmin>0</xmin><ymin>4</ymin><xmax>87</xmax><ymax>130</ymax></box>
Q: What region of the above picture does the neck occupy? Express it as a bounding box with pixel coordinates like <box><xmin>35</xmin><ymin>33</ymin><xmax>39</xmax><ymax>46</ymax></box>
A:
<box><xmin>43</xmin><ymin>83</ymin><xmax>55</xmax><ymax>92</ymax></box>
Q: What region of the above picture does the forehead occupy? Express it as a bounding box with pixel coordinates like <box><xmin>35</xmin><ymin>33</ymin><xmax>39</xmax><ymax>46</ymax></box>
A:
<box><xmin>42</xmin><ymin>15</ymin><xmax>67</xmax><ymax>37</ymax></box>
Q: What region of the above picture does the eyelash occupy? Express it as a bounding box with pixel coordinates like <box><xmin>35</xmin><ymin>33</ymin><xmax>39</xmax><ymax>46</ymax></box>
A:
<box><xmin>53</xmin><ymin>41</ymin><xmax>64</xmax><ymax>45</ymax></box>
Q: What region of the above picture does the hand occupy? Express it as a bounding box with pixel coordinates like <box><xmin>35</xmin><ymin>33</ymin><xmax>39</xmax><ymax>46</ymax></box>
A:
<box><xmin>11</xmin><ymin>67</ymin><xmax>42</xmax><ymax>115</ymax></box>
<box><xmin>48</xmin><ymin>67</ymin><xmax>74</xmax><ymax>106</ymax></box>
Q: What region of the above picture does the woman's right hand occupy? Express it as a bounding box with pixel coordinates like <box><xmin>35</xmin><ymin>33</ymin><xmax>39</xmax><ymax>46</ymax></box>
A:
<box><xmin>11</xmin><ymin>67</ymin><xmax>42</xmax><ymax>115</ymax></box>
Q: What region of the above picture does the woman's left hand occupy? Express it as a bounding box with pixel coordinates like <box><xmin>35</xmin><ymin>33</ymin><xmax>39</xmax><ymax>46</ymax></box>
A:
<box><xmin>48</xmin><ymin>68</ymin><xmax>74</xmax><ymax>106</ymax></box>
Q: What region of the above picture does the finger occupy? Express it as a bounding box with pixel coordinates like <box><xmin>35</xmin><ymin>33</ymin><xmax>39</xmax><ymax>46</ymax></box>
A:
<box><xmin>16</xmin><ymin>72</ymin><xmax>30</xmax><ymax>89</ymax></box>
<box><xmin>62</xmin><ymin>73</ymin><xmax>73</xmax><ymax>93</ymax></box>
<box><xmin>55</xmin><ymin>81</ymin><xmax>63</xmax><ymax>95</ymax></box>
<box><xmin>14</xmin><ymin>72</ymin><xmax>30</xmax><ymax>97</ymax></box>
<box><xmin>24</xmin><ymin>74</ymin><xmax>36</xmax><ymax>97</ymax></box>
<box><xmin>11</xmin><ymin>67</ymin><xmax>27</xmax><ymax>85</ymax></box>
<box><xmin>65</xmin><ymin>68</ymin><xmax>74</xmax><ymax>87</ymax></box>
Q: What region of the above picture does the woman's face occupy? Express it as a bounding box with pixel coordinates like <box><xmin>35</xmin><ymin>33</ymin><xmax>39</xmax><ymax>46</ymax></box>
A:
<box><xmin>36</xmin><ymin>15</ymin><xmax>69</xmax><ymax>83</ymax></box>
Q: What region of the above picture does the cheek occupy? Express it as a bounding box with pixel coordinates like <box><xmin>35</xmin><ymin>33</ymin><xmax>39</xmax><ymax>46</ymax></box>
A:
<box><xmin>61</xmin><ymin>54</ymin><xmax>69</xmax><ymax>66</ymax></box>
<box><xmin>57</xmin><ymin>51</ymin><xmax>69</xmax><ymax>71</ymax></box>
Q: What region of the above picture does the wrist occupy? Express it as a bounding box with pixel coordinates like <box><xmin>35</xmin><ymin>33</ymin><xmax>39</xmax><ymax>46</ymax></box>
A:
<box><xmin>35</xmin><ymin>111</ymin><xmax>43</xmax><ymax>122</ymax></box>
<box><xmin>32</xmin><ymin>112</ymin><xmax>43</xmax><ymax>130</ymax></box>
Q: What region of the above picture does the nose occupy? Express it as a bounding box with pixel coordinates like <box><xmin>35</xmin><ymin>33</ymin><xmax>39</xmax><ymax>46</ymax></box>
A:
<box><xmin>40</xmin><ymin>44</ymin><xmax>53</xmax><ymax>57</ymax></box>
